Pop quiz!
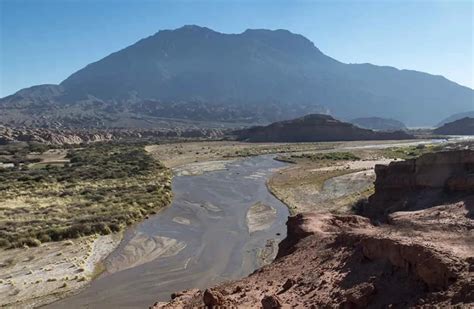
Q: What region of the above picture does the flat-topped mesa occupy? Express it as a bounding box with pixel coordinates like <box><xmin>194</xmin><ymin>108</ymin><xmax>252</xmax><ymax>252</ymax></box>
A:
<box><xmin>233</xmin><ymin>114</ymin><xmax>414</xmax><ymax>142</ymax></box>
<box><xmin>363</xmin><ymin>150</ymin><xmax>474</xmax><ymax>220</ymax></box>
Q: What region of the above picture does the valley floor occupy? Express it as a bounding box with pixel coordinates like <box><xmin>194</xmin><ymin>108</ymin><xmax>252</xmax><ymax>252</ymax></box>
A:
<box><xmin>0</xmin><ymin>138</ymin><xmax>446</xmax><ymax>307</ymax></box>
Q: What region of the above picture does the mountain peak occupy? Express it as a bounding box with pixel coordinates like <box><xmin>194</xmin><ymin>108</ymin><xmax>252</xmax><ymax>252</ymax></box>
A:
<box><xmin>241</xmin><ymin>28</ymin><xmax>322</xmax><ymax>55</ymax></box>
<box><xmin>176</xmin><ymin>24</ymin><xmax>216</xmax><ymax>33</ymax></box>
<box><xmin>153</xmin><ymin>25</ymin><xmax>219</xmax><ymax>39</ymax></box>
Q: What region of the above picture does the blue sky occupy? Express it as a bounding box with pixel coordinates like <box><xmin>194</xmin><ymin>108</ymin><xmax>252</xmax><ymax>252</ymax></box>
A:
<box><xmin>1</xmin><ymin>0</ymin><xmax>473</xmax><ymax>97</ymax></box>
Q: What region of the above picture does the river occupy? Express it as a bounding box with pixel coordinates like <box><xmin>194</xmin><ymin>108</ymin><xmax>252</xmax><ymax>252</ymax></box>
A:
<box><xmin>47</xmin><ymin>155</ymin><xmax>289</xmax><ymax>308</ymax></box>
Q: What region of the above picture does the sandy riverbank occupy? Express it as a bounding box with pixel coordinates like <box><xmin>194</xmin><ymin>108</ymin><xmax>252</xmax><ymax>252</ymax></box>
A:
<box><xmin>0</xmin><ymin>233</ymin><xmax>121</xmax><ymax>308</ymax></box>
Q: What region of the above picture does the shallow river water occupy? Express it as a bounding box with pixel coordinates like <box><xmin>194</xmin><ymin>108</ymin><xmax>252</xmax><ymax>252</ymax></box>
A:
<box><xmin>48</xmin><ymin>155</ymin><xmax>289</xmax><ymax>308</ymax></box>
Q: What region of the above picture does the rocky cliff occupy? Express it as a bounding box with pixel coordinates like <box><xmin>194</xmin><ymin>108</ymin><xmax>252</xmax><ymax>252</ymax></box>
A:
<box><xmin>234</xmin><ymin>114</ymin><xmax>414</xmax><ymax>142</ymax></box>
<box><xmin>154</xmin><ymin>150</ymin><xmax>474</xmax><ymax>308</ymax></box>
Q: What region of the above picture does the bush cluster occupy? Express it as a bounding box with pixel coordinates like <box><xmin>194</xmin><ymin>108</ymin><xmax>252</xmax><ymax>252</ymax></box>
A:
<box><xmin>291</xmin><ymin>152</ymin><xmax>361</xmax><ymax>161</ymax></box>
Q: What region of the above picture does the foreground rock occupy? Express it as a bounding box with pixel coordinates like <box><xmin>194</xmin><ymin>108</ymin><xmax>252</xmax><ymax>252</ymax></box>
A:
<box><xmin>154</xmin><ymin>150</ymin><xmax>474</xmax><ymax>308</ymax></box>
<box><xmin>233</xmin><ymin>114</ymin><xmax>414</xmax><ymax>142</ymax></box>
<box><xmin>154</xmin><ymin>208</ymin><xmax>473</xmax><ymax>308</ymax></box>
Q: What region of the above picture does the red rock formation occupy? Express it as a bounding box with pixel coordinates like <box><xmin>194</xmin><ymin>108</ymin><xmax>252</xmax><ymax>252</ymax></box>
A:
<box><xmin>364</xmin><ymin>150</ymin><xmax>474</xmax><ymax>219</ymax></box>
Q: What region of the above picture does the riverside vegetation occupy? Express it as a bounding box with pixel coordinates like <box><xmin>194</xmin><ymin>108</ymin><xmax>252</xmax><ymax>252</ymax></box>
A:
<box><xmin>0</xmin><ymin>143</ymin><xmax>172</xmax><ymax>248</ymax></box>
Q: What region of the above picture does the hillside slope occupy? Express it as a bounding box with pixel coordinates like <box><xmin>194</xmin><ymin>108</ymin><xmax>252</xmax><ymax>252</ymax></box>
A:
<box><xmin>437</xmin><ymin>111</ymin><xmax>474</xmax><ymax>126</ymax></box>
<box><xmin>434</xmin><ymin>117</ymin><xmax>474</xmax><ymax>135</ymax></box>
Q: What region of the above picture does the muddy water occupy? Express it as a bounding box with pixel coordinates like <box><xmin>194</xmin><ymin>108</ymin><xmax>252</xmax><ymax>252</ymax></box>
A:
<box><xmin>48</xmin><ymin>155</ymin><xmax>289</xmax><ymax>308</ymax></box>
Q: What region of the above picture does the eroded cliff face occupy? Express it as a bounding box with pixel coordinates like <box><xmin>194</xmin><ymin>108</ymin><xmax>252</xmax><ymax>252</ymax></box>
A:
<box><xmin>153</xmin><ymin>204</ymin><xmax>473</xmax><ymax>308</ymax></box>
<box><xmin>153</xmin><ymin>150</ymin><xmax>474</xmax><ymax>308</ymax></box>
<box><xmin>363</xmin><ymin>150</ymin><xmax>474</xmax><ymax>220</ymax></box>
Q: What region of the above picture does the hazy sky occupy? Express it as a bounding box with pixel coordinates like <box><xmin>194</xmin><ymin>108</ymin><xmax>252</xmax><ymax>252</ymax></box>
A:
<box><xmin>1</xmin><ymin>0</ymin><xmax>473</xmax><ymax>97</ymax></box>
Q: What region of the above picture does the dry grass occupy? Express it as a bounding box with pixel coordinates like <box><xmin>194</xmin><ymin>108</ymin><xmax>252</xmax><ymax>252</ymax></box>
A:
<box><xmin>0</xmin><ymin>143</ymin><xmax>172</xmax><ymax>248</ymax></box>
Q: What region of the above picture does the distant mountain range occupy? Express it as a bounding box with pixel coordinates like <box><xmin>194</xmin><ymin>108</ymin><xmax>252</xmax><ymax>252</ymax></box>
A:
<box><xmin>434</xmin><ymin>117</ymin><xmax>474</xmax><ymax>135</ymax></box>
<box><xmin>437</xmin><ymin>111</ymin><xmax>474</xmax><ymax>127</ymax></box>
<box><xmin>349</xmin><ymin>117</ymin><xmax>407</xmax><ymax>131</ymax></box>
<box><xmin>1</xmin><ymin>25</ymin><xmax>473</xmax><ymax>128</ymax></box>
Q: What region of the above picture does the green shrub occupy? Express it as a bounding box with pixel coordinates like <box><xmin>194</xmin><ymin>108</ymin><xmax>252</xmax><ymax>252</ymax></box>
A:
<box><xmin>16</xmin><ymin>237</ymin><xmax>41</xmax><ymax>248</ymax></box>
<box><xmin>0</xmin><ymin>238</ymin><xmax>11</xmax><ymax>248</ymax></box>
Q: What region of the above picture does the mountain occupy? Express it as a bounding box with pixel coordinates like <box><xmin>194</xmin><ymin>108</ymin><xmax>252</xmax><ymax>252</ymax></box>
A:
<box><xmin>433</xmin><ymin>117</ymin><xmax>474</xmax><ymax>135</ymax></box>
<box><xmin>437</xmin><ymin>111</ymin><xmax>474</xmax><ymax>127</ymax></box>
<box><xmin>1</xmin><ymin>25</ymin><xmax>473</xmax><ymax>128</ymax></box>
<box><xmin>233</xmin><ymin>114</ymin><xmax>413</xmax><ymax>142</ymax></box>
<box><xmin>350</xmin><ymin>117</ymin><xmax>407</xmax><ymax>131</ymax></box>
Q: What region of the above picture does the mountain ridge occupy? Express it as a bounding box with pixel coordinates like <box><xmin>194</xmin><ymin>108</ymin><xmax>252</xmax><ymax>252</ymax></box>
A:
<box><xmin>1</xmin><ymin>25</ymin><xmax>473</xmax><ymax>128</ymax></box>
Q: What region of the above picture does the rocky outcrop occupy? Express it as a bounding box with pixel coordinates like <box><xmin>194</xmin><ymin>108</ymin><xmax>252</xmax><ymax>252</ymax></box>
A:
<box><xmin>362</xmin><ymin>150</ymin><xmax>474</xmax><ymax>219</ymax></box>
<box><xmin>0</xmin><ymin>125</ymin><xmax>224</xmax><ymax>145</ymax></box>
<box><xmin>154</xmin><ymin>203</ymin><xmax>473</xmax><ymax>308</ymax></box>
<box><xmin>233</xmin><ymin>114</ymin><xmax>414</xmax><ymax>142</ymax></box>
<box><xmin>433</xmin><ymin>117</ymin><xmax>474</xmax><ymax>135</ymax></box>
